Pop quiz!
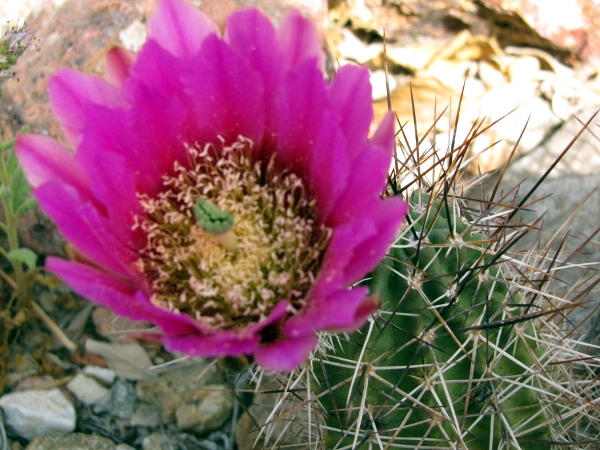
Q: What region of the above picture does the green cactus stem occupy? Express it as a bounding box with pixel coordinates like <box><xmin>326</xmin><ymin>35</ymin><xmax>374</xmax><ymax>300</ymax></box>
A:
<box><xmin>312</xmin><ymin>190</ymin><xmax>553</xmax><ymax>449</ymax></box>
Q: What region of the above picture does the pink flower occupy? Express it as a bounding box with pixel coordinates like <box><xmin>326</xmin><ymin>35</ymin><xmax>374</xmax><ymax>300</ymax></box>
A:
<box><xmin>16</xmin><ymin>0</ymin><xmax>407</xmax><ymax>371</ymax></box>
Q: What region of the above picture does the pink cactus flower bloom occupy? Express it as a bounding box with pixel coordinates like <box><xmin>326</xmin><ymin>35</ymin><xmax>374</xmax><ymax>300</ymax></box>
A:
<box><xmin>16</xmin><ymin>0</ymin><xmax>408</xmax><ymax>371</ymax></box>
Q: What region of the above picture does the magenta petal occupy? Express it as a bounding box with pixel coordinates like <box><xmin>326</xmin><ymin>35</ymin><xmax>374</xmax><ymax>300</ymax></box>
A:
<box><xmin>370</xmin><ymin>110</ymin><xmax>396</xmax><ymax>151</ymax></box>
<box><xmin>319</xmin><ymin>218</ymin><xmax>379</xmax><ymax>293</ymax></box>
<box><xmin>49</xmin><ymin>70</ymin><xmax>125</xmax><ymax>147</ymax></box>
<box><xmin>125</xmin><ymin>40</ymin><xmax>185</xmax><ymax>98</ymax></box>
<box><xmin>163</xmin><ymin>333</ymin><xmax>260</xmax><ymax>358</ymax></box>
<box><xmin>310</xmin><ymin>112</ymin><xmax>350</xmax><ymax>223</ymax></box>
<box><xmin>328</xmin><ymin>65</ymin><xmax>373</xmax><ymax>160</ymax></box>
<box><xmin>147</xmin><ymin>0</ymin><xmax>218</xmax><ymax>58</ymax></box>
<box><xmin>105</xmin><ymin>47</ymin><xmax>136</xmax><ymax>86</ymax></box>
<box><xmin>327</xmin><ymin>142</ymin><xmax>391</xmax><ymax>227</ymax></box>
<box><xmin>16</xmin><ymin>134</ymin><xmax>88</xmax><ymax>190</ymax></box>
<box><xmin>182</xmin><ymin>36</ymin><xmax>266</xmax><ymax>146</ymax></box>
<box><xmin>273</xmin><ymin>59</ymin><xmax>327</xmax><ymax>176</ymax></box>
<box><xmin>277</xmin><ymin>9</ymin><xmax>324</xmax><ymax>72</ymax></box>
<box><xmin>224</xmin><ymin>9</ymin><xmax>283</xmax><ymax>146</ymax></box>
<box><xmin>248</xmin><ymin>300</ymin><xmax>288</xmax><ymax>334</ymax></box>
<box><xmin>118</xmin><ymin>85</ymin><xmax>190</xmax><ymax>193</ymax></box>
<box><xmin>342</xmin><ymin>198</ymin><xmax>408</xmax><ymax>285</ymax></box>
<box><xmin>224</xmin><ymin>8</ymin><xmax>282</xmax><ymax>87</ymax></box>
<box><xmin>72</xmin><ymin>99</ymin><xmax>186</xmax><ymax>197</ymax></box>
<box><xmin>327</xmin><ymin>111</ymin><xmax>397</xmax><ymax>226</ymax></box>
<box><xmin>83</xmin><ymin>151</ymin><xmax>146</xmax><ymax>249</ymax></box>
<box><xmin>47</xmin><ymin>258</ymin><xmax>199</xmax><ymax>335</ymax></box>
<box><xmin>254</xmin><ymin>333</ymin><xmax>318</xmax><ymax>372</ymax></box>
<box><xmin>36</xmin><ymin>182</ymin><xmax>141</xmax><ymax>280</ymax></box>
<box><xmin>285</xmin><ymin>287</ymin><xmax>369</xmax><ymax>335</ymax></box>
<box><xmin>328</xmin><ymin>294</ymin><xmax>380</xmax><ymax>333</ymax></box>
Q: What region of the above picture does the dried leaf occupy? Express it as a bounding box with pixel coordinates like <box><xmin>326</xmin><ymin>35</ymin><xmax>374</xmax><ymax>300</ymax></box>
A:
<box><xmin>85</xmin><ymin>339</ymin><xmax>153</xmax><ymax>381</ymax></box>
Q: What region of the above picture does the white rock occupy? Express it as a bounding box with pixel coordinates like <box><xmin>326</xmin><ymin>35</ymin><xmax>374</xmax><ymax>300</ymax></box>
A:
<box><xmin>337</xmin><ymin>28</ymin><xmax>382</xmax><ymax>64</ymax></box>
<box><xmin>85</xmin><ymin>339</ymin><xmax>153</xmax><ymax>381</ymax></box>
<box><xmin>474</xmin><ymin>80</ymin><xmax>561</xmax><ymax>151</ymax></box>
<box><xmin>119</xmin><ymin>19</ymin><xmax>147</xmax><ymax>52</ymax></box>
<box><xmin>370</xmin><ymin>70</ymin><xmax>397</xmax><ymax>101</ymax></box>
<box><xmin>476</xmin><ymin>80</ymin><xmax>538</xmax><ymax>120</ymax></box>
<box><xmin>507</xmin><ymin>55</ymin><xmax>540</xmax><ymax>81</ymax></box>
<box><xmin>386</xmin><ymin>45</ymin><xmax>437</xmax><ymax>72</ymax></box>
<box><xmin>83</xmin><ymin>365</ymin><xmax>116</xmax><ymax>384</ymax></box>
<box><xmin>0</xmin><ymin>388</ymin><xmax>75</xmax><ymax>440</ymax></box>
<box><xmin>347</xmin><ymin>0</ymin><xmax>373</xmax><ymax>24</ymax></box>
<box><xmin>424</xmin><ymin>59</ymin><xmax>479</xmax><ymax>93</ymax></box>
<box><xmin>130</xmin><ymin>403</ymin><xmax>161</xmax><ymax>427</ymax></box>
<box><xmin>478</xmin><ymin>60</ymin><xmax>506</xmax><ymax>88</ymax></box>
<box><xmin>67</xmin><ymin>373</ymin><xmax>111</xmax><ymax>405</ymax></box>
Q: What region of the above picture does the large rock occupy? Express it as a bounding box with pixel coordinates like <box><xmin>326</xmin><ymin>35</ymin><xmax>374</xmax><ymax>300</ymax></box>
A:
<box><xmin>0</xmin><ymin>388</ymin><xmax>75</xmax><ymax>440</ymax></box>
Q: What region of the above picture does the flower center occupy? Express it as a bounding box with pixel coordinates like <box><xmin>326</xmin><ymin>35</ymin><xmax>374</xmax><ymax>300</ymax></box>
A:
<box><xmin>133</xmin><ymin>137</ymin><xmax>331</xmax><ymax>330</ymax></box>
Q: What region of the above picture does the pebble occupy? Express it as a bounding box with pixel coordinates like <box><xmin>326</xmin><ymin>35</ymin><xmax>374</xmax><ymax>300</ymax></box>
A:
<box><xmin>83</xmin><ymin>365</ymin><xmax>116</xmax><ymax>384</ymax></box>
<box><xmin>25</xmin><ymin>433</ymin><xmax>115</xmax><ymax>450</ymax></box>
<box><xmin>425</xmin><ymin>59</ymin><xmax>479</xmax><ymax>93</ymax></box>
<box><xmin>84</xmin><ymin>339</ymin><xmax>153</xmax><ymax>381</ymax></box>
<box><xmin>507</xmin><ymin>55</ymin><xmax>541</xmax><ymax>81</ymax></box>
<box><xmin>136</xmin><ymin>361</ymin><xmax>220</xmax><ymax>424</ymax></box>
<box><xmin>478</xmin><ymin>60</ymin><xmax>506</xmax><ymax>88</ymax></box>
<box><xmin>66</xmin><ymin>373</ymin><xmax>110</xmax><ymax>405</ymax></box>
<box><xmin>0</xmin><ymin>388</ymin><xmax>75</xmax><ymax>440</ymax></box>
<box><xmin>142</xmin><ymin>432</ymin><xmax>174</xmax><ymax>450</ymax></box>
<box><xmin>13</xmin><ymin>376</ymin><xmax>58</xmax><ymax>392</ymax></box>
<box><xmin>141</xmin><ymin>429</ymin><xmax>219</xmax><ymax>450</ymax></box>
<box><xmin>175</xmin><ymin>387</ymin><xmax>233</xmax><ymax>434</ymax></box>
<box><xmin>130</xmin><ymin>403</ymin><xmax>161</xmax><ymax>427</ymax></box>
<box><xmin>94</xmin><ymin>380</ymin><xmax>137</xmax><ymax>419</ymax></box>
<box><xmin>109</xmin><ymin>380</ymin><xmax>138</xmax><ymax>419</ymax></box>
<box><xmin>386</xmin><ymin>44</ymin><xmax>437</xmax><ymax>72</ymax></box>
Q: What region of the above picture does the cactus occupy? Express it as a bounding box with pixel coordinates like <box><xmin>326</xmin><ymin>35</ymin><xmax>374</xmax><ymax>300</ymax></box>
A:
<box><xmin>312</xmin><ymin>188</ymin><xmax>551</xmax><ymax>449</ymax></box>
<box><xmin>244</xmin><ymin>105</ymin><xmax>600</xmax><ymax>449</ymax></box>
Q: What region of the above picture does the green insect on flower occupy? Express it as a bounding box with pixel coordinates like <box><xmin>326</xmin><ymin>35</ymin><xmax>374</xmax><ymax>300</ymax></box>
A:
<box><xmin>193</xmin><ymin>198</ymin><xmax>234</xmax><ymax>235</ymax></box>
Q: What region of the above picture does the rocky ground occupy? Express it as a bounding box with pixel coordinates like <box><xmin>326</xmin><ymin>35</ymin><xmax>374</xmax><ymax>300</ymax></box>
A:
<box><xmin>1</xmin><ymin>0</ymin><xmax>599</xmax><ymax>449</ymax></box>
